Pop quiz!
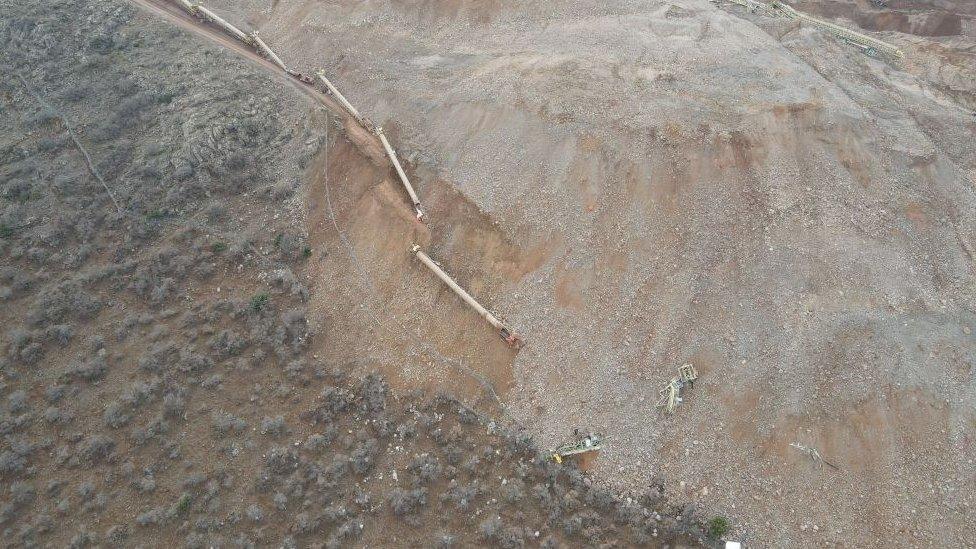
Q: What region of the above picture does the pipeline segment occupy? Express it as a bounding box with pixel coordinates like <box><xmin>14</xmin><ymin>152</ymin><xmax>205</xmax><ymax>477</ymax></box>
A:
<box><xmin>378</xmin><ymin>128</ymin><xmax>425</xmax><ymax>221</ymax></box>
<box><xmin>168</xmin><ymin>2</ymin><xmax>429</xmax><ymax>223</ymax></box>
<box><xmin>251</xmin><ymin>32</ymin><xmax>288</xmax><ymax>72</ymax></box>
<box><xmin>194</xmin><ymin>5</ymin><xmax>252</xmax><ymax>45</ymax></box>
<box><xmin>411</xmin><ymin>245</ymin><xmax>521</xmax><ymax>347</ymax></box>
<box><xmin>315</xmin><ymin>70</ymin><xmax>425</xmax><ymax>221</ymax></box>
<box><xmin>176</xmin><ymin>0</ymin><xmax>197</xmax><ymax>14</ymax></box>
<box><xmin>723</xmin><ymin>0</ymin><xmax>904</xmax><ymax>59</ymax></box>
<box><xmin>772</xmin><ymin>1</ymin><xmax>904</xmax><ymax>58</ymax></box>
<box><xmin>315</xmin><ymin>70</ymin><xmax>368</xmax><ymax>128</ymax></box>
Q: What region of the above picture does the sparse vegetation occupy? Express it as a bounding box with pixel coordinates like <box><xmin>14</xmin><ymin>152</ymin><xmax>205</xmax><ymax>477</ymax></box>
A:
<box><xmin>170</xmin><ymin>492</ymin><xmax>193</xmax><ymax>517</ymax></box>
<box><xmin>0</xmin><ymin>0</ymin><xmax>696</xmax><ymax>546</ymax></box>
<box><xmin>250</xmin><ymin>292</ymin><xmax>270</xmax><ymax>312</ymax></box>
<box><xmin>708</xmin><ymin>516</ymin><xmax>730</xmax><ymax>540</ymax></box>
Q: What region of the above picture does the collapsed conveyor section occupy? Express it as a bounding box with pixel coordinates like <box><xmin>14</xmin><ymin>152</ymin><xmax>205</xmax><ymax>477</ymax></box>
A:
<box><xmin>169</xmin><ymin>0</ymin><xmax>522</xmax><ymax>344</ymax></box>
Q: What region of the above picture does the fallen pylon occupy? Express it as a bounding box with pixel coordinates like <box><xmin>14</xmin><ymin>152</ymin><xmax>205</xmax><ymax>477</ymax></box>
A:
<box><xmin>410</xmin><ymin>245</ymin><xmax>521</xmax><ymax>347</ymax></box>
<box><xmin>379</xmin><ymin>128</ymin><xmax>425</xmax><ymax>221</ymax></box>
<box><xmin>251</xmin><ymin>32</ymin><xmax>287</xmax><ymax>72</ymax></box>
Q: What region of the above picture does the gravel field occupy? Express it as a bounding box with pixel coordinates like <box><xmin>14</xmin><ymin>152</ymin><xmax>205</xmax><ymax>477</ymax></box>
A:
<box><xmin>191</xmin><ymin>0</ymin><xmax>976</xmax><ymax>545</ymax></box>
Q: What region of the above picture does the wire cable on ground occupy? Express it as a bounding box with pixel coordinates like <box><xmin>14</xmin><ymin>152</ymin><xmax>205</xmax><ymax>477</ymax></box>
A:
<box><xmin>15</xmin><ymin>74</ymin><xmax>123</xmax><ymax>214</ymax></box>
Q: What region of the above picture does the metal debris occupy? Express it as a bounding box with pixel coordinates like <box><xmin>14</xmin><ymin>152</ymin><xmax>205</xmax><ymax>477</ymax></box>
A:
<box><xmin>656</xmin><ymin>364</ymin><xmax>698</xmax><ymax>414</ymax></box>
<box><xmin>552</xmin><ymin>432</ymin><xmax>603</xmax><ymax>463</ymax></box>
<box><xmin>790</xmin><ymin>442</ymin><xmax>840</xmax><ymax>470</ymax></box>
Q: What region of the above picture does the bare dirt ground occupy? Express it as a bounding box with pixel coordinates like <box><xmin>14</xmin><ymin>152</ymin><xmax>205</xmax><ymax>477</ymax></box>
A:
<box><xmin>179</xmin><ymin>0</ymin><xmax>976</xmax><ymax>546</ymax></box>
<box><xmin>0</xmin><ymin>0</ymin><xmax>704</xmax><ymax>547</ymax></box>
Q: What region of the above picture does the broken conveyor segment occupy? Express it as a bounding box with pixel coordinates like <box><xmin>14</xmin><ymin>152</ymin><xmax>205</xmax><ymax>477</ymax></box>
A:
<box><xmin>771</xmin><ymin>1</ymin><xmax>904</xmax><ymax>59</ymax></box>
<box><xmin>377</xmin><ymin>128</ymin><xmax>425</xmax><ymax>222</ymax></box>
<box><xmin>315</xmin><ymin>70</ymin><xmax>368</xmax><ymax>129</ymax></box>
<box><xmin>251</xmin><ymin>32</ymin><xmax>287</xmax><ymax>72</ymax></box>
<box><xmin>721</xmin><ymin>0</ymin><xmax>904</xmax><ymax>59</ymax></box>
<box><xmin>192</xmin><ymin>4</ymin><xmax>253</xmax><ymax>46</ymax></box>
<box><xmin>410</xmin><ymin>245</ymin><xmax>521</xmax><ymax>347</ymax></box>
<box><xmin>314</xmin><ymin>71</ymin><xmax>425</xmax><ymax>221</ymax></box>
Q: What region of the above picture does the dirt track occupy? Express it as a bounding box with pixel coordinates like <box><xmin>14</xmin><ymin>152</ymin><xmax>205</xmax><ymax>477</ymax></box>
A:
<box><xmin>129</xmin><ymin>0</ymin><xmax>388</xmax><ymax>166</ymax></box>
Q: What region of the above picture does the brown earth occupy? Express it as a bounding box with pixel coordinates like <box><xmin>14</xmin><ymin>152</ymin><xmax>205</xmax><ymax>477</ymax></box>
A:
<box><xmin>183</xmin><ymin>0</ymin><xmax>976</xmax><ymax>546</ymax></box>
<box><xmin>0</xmin><ymin>0</ymin><xmax>705</xmax><ymax>547</ymax></box>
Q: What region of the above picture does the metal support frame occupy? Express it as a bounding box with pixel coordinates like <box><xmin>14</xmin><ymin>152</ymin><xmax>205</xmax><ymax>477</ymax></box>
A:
<box><xmin>552</xmin><ymin>433</ymin><xmax>603</xmax><ymax>463</ymax></box>
<box><xmin>656</xmin><ymin>364</ymin><xmax>698</xmax><ymax>414</ymax></box>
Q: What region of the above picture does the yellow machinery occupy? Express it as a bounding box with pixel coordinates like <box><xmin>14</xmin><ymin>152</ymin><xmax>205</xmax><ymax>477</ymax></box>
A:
<box><xmin>656</xmin><ymin>364</ymin><xmax>698</xmax><ymax>414</ymax></box>
<box><xmin>551</xmin><ymin>433</ymin><xmax>603</xmax><ymax>464</ymax></box>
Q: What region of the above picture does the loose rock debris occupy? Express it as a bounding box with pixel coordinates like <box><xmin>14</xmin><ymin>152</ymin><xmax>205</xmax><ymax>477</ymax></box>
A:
<box><xmin>127</xmin><ymin>0</ymin><xmax>976</xmax><ymax>545</ymax></box>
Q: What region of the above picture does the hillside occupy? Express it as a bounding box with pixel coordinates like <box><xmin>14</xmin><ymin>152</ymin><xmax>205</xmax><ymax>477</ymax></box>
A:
<box><xmin>0</xmin><ymin>0</ymin><xmax>700</xmax><ymax>547</ymax></box>
<box><xmin>186</xmin><ymin>0</ymin><xmax>976</xmax><ymax>545</ymax></box>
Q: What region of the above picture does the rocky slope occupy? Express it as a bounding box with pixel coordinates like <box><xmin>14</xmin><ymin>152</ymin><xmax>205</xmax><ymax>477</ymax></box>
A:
<box><xmin>197</xmin><ymin>0</ymin><xmax>976</xmax><ymax>545</ymax></box>
<box><xmin>0</xmin><ymin>0</ymin><xmax>699</xmax><ymax>546</ymax></box>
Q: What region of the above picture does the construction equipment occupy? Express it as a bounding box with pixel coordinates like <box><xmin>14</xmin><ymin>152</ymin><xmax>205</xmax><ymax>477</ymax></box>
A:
<box><xmin>410</xmin><ymin>245</ymin><xmax>521</xmax><ymax>347</ymax></box>
<box><xmin>656</xmin><ymin>364</ymin><xmax>698</xmax><ymax>414</ymax></box>
<box><xmin>552</xmin><ymin>432</ymin><xmax>603</xmax><ymax>464</ymax></box>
